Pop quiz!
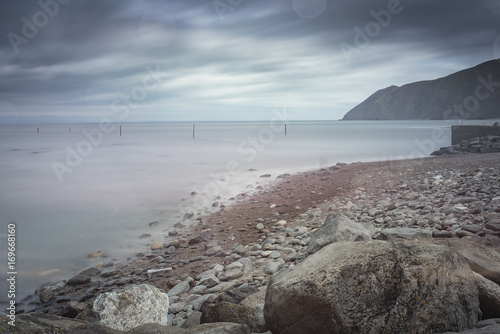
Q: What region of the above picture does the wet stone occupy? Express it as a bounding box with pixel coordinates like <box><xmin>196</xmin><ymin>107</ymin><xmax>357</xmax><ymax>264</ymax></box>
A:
<box><xmin>66</xmin><ymin>275</ymin><xmax>91</xmax><ymax>286</ymax></box>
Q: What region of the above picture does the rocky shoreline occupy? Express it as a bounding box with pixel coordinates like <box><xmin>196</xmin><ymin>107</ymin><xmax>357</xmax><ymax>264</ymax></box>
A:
<box><xmin>431</xmin><ymin>135</ymin><xmax>500</xmax><ymax>155</ymax></box>
<box><xmin>3</xmin><ymin>152</ymin><xmax>500</xmax><ymax>333</ymax></box>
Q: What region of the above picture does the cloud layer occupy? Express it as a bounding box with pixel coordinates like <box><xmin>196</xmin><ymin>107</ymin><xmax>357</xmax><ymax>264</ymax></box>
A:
<box><xmin>1</xmin><ymin>0</ymin><xmax>498</xmax><ymax>123</ymax></box>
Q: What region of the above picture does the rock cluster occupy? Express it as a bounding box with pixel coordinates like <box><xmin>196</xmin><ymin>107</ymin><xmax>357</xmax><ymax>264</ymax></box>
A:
<box><xmin>333</xmin><ymin>166</ymin><xmax>500</xmax><ymax>240</ymax></box>
<box><xmin>432</xmin><ymin>136</ymin><xmax>500</xmax><ymax>155</ymax></box>
<box><xmin>12</xmin><ymin>157</ymin><xmax>500</xmax><ymax>333</ymax></box>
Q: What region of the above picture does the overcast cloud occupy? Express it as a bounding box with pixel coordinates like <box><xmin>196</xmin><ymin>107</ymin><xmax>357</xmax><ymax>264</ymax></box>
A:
<box><xmin>0</xmin><ymin>0</ymin><xmax>499</xmax><ymax>123</ymax></box>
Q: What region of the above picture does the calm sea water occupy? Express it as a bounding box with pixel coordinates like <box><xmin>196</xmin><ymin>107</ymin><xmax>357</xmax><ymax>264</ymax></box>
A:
<box><xmin>0</xmin><ymin>119</ymin><xmax>496</xmax><ymax>309</ymax></box>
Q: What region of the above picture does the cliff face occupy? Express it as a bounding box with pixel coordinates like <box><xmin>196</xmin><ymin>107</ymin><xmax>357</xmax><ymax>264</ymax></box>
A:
<box><xmin>342</xmin><ymin>60</ymin><xmax>500</xmax><ymax>120</ymax></box>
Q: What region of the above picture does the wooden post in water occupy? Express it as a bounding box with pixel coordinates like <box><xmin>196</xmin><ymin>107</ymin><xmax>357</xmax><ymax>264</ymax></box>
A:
<box><xmin>193</xmin><ymin>124</ymin><xmax>195</xmax><ymax>138</ymax></box>
<box><xmin>120</xmin><ymin>126</ymin><xmax>122</xmax><ymax>136</ymax></box>
<box><xmin>285</xmin><ymin>124</ymin><xmax>287</xmax><ymax>135</ymax></box>
<box><xmin>37</xmin><ymin>127</ymin><xmax>39</xmax><ymax>133</ymax></box>
<box><xmin>69</xmin><ymin>128</ymin><xmax>71</xmax><ymax>132</ymax></box>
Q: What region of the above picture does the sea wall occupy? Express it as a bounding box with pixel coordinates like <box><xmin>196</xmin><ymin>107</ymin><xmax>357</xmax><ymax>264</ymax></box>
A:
<box><xmin>452</xmin><ymin>125</ymin><xmax>500</xmax><ymax>145</ymax></box>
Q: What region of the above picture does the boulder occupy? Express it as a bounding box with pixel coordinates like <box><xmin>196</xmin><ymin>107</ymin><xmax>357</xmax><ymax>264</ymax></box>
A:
<box><xmin>93</xmin><ymin>284</ymin><xmax>169</xmax><ymax>331</ymax></box>
<box><xmin>307</xmin><ymin>213</ymin><xmax>373</xmax><ymax>254</ymax></box>
<box><xmin>265</xmin><ymin>240</ymin><xmax>479</xmax><ymax>334</ymax></box>
<box><xmin>377</xmin><ymin>227</ymin><xmax>432</xmax><ymax>240</ymax></box>
<box><xmin>474</xmin><ymin>273</ymin><xmax>500</xmax><ymax>319</ymax></box>
<box><xmin>432</xmin><ymin>238</ymin><xmax>500</xmax><ymax>286</ymax></box>
<box><xmin>200</xmin><ymin>289</ymin><xmax>267</xmax><ymax>332</ymax></box>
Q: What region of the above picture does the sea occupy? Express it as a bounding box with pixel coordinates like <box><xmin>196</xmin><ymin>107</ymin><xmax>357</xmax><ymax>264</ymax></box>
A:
<box><xmin>0</xmin><ymin>119</ymin><xmax>498</xmax><ymax>311</ymax></box>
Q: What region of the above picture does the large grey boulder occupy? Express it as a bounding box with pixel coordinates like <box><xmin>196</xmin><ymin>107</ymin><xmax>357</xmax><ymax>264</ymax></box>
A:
<box><xmin>93</xmin><ymin>284</ymin><xmax>169</xmax><ymax>331</ymax></box>
<box><xmin>431</xmin><ymin>238</ymin><xmax>500</xmax><ymax>286</ymax></box>
<box><xmin>474</xmin><ymin>273</ymin><xmax>500</xmax><ymax>319</ymax></box>
<box><xmin>307</xmin><ymin>213</ymin><xmax>373</xmax><ymax>254</ymax></box>
<box><xmin>265</xmin><ymin>240</ymin><xmax>480</xmax><ymax>334</ymax></box>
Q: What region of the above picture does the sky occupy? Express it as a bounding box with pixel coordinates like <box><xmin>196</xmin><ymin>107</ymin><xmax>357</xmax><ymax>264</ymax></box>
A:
<box><xmin>0</xmin><ymin>0</ymin><xmax>499</xmax><ymax>123</ymax></box>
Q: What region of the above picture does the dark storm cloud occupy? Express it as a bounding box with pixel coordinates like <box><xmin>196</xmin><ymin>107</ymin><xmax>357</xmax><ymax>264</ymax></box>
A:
<box><xmin>0</xmin><ymin>0</ymin><xmax>498</xmax><ymax>122</ymax></box>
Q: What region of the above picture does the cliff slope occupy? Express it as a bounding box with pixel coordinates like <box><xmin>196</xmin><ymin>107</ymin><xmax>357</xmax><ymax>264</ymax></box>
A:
<box><xmin>343</xmin><ymin>60</ymin><xmax>500</xmax><ymax>120</ymax></box>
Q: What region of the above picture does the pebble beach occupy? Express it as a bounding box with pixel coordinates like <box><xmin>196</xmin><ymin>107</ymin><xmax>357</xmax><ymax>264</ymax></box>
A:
<box><xmin>10</xmin><ymin>150</ymin><xmax>500</xmax><ymax>333</ymax></box>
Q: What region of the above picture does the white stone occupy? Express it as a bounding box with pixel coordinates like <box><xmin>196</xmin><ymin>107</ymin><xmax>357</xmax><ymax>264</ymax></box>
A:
<box><xmin>93</xmin><ymin>284</ymin><xmax>169</xmax><ymax>331</ymax></box>
<box><xmin>261</xmin><ymin>251</ymin><xmax>272</xmax><ymax>257</ymax></box>
<box><xmin>147</xmin><ymin>267</ymin><xmax>173</xmax><ymax>275</ymax></box>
